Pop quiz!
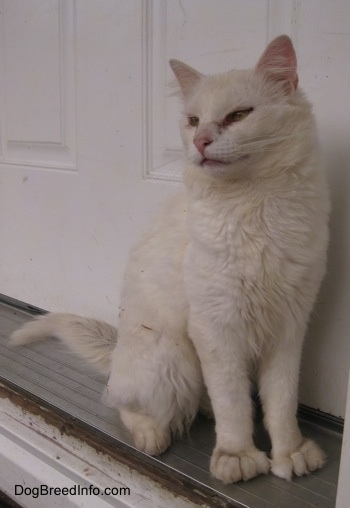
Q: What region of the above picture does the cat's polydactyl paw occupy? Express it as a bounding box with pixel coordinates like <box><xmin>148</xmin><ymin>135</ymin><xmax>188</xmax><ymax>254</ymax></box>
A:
<box><xmin>210</xmin><ymin>448</ymin><xmax>270</xmax><ymax>483</ymax></box>
<box><xmin>271</xmin><ymin>439</ymin><xmax>326</xmax><ymax>481</ymax></box>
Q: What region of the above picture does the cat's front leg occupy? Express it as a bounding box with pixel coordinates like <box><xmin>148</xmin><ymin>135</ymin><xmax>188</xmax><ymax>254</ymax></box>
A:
<box><xmin>188</xmin><ymin>317</ymin><xmax>270</xmax><ymax>483</ymax></box>
<box><xmin>259</xmin><ymin>332</ymin><xmax>326</xmax><ymax>480</ymax></box>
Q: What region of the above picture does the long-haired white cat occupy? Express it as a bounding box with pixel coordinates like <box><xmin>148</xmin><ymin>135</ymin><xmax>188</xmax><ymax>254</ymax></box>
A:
<box><xmin>11</xmin><ymin>35</ymin><xmax>329</xmax><ymax>483</ymax></box>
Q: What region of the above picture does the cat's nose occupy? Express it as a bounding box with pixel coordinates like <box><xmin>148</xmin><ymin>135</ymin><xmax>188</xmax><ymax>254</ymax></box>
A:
<box><xmin>194</xmin><ymin>136</ymin><xmax>212</xmax><ymax>155</ymax></box>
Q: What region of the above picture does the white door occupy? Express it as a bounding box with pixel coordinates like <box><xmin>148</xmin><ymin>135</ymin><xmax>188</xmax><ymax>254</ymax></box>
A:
<box><xmin>0</xmin><ymin>0</ymin><xmax>179</xmax><ymax>324</ymax></box>
<box><xmin>1</xmin><ymin>1</ymin><xmax>349</xmax><ymax>422</ymax></box>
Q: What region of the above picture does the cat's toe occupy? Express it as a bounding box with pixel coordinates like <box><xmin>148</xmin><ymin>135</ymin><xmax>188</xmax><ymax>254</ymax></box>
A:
<box><xmin>271</xmin><ymin>439</ymin><xmax>326</xmax><ymax>480</ymax></box>
<box><xmin>133</xmin><ymin>426</ymin><xmax>171</xmax><ymax>456</ymax></box>
<box><xmin>120</xmin><ymin>409</ymin><xmax>172</xmax><ymax>456</ymax></box>
<box><xmin>210</xmin><ymin>448</ymin><xmax>270</xmax><ymax>483</ymax></box>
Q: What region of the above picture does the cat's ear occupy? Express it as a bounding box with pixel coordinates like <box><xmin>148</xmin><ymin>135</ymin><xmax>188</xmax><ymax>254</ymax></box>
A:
<box><xmin>255</xmin><ymin>35</ymin><xmax>298</xmax><ymax>93</ymax></box>
<box><xmin>169</xmin><ymin>59</ymin><xmax>203</xmax><ymax>97</ymax></box>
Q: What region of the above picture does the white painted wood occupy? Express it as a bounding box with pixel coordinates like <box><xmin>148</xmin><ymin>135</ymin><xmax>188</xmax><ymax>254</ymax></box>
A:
<box><xmin>0</xmin><ymin>391</ymin><xmax>198</xmax><ymax>507</ymax></box>
<box><xmin>336</xmin><ymin>371</ymin><xmax>350</xmax><ymax>507</ymax></box>
<box><xmin>0</xmin><ymin>0</ymin><xmax>349</xmax><ymax>420</ymax></box>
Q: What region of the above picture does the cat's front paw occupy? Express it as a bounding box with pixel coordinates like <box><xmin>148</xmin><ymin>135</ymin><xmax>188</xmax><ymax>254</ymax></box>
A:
<box><xmin>132</xmin><ymin>425</ymin><xmax>171</xmax><ymax>456</ymax></box>
<box><xmin>120</xmin><ymin>410</ymin><xmax>172</xmax><ymax>456</ymax></box>
<box><xmin>271</xmin><ymin>439</ymin><xmax>326</xmax><ymax>481</ymax></box>
<box><xmin>210</xmin><ymin>447</ymin><xmax>270</xmax><ymax>483</ymax></box>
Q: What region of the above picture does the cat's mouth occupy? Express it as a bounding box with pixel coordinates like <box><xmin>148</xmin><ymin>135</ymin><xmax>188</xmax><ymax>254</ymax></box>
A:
<box><xmin>201</xmin><ymin>158</ymin><xmax>227</xmax><ymax>166</ymax></box>
<box><xmin>201</xmin><ymin>154</ymin><xmax>250</xmax><ymax>167</ymax></box>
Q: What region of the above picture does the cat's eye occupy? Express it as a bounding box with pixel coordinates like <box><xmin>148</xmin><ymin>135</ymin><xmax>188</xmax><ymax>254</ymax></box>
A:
<box><xmin>188</xmin><ymin>116</ymin><xmax>199</xmax><ymax>127</ymax></box>
<box><xmin>224</xmin><ymin>108</ymin><xmax>253</xmax><ymax>125</ymax></box>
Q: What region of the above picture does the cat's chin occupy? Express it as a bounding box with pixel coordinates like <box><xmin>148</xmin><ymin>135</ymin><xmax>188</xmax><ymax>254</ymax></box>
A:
<box><xmin>199</xmin><ymin>157</ymin><xmax>249</xmax><ymax>179</ymax></box>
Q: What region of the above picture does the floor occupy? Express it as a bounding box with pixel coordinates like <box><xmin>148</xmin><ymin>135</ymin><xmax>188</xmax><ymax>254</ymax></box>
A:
<box><xmin>0</xmin><ymin>300</ymin><xmax>342</xmax><ymax>507</ymax></box>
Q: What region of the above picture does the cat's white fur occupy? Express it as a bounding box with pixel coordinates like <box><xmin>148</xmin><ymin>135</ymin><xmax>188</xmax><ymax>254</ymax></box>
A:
<box><xmin>10</xmin><ymin>36</ymin><xmax>329</xmax><ymax>483</ymax></box>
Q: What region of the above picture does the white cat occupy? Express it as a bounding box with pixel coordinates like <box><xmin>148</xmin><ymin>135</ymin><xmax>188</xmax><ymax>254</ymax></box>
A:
<box><xmin>10</xmin><ymin>35</ymin><xmax>329</xmax><ymax>483</ymax></box>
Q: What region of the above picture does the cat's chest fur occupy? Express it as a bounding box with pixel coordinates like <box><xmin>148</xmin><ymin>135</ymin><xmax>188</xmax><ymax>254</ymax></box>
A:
<box><xmin>186</xmin><ymin>186</ymin><xmax>279</xmax><ymax>281</ymax></box>
<box><xmin>182</xmin><ymin>175</ymin><xmax>314</xmax><ymax>344</ymax></box>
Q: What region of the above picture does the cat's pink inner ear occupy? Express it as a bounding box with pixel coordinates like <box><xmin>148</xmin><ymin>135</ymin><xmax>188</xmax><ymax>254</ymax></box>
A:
<box><xmin>255</xmin><ymin>35</ymin><xmax>298</xmax><ymax>92</ymax></box>
<box><xmin>169</xmin><ymin>59</ymin><xmax>203</xmax><ymax>97</ymax></box>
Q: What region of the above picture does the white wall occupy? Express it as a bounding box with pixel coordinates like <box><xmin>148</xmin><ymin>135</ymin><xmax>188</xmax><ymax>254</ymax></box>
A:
<box><xmin>291</xmin><ymin>2</ymin><xmax>350</xmax><ymax>418</ymax></box>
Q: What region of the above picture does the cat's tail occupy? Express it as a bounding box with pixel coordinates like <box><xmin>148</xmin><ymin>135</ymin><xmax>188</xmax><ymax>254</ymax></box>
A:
<box><xmin>10</xmin><ymin>313</ymin><xmax>117</xmax><ymax>375</ymax></box>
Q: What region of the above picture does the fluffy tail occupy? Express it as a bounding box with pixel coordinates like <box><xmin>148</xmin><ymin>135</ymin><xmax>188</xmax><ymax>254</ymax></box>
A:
<box><xmin>10</xmin><ymin>313</ymin><xmax>117</xmax><ymax>375</ymax></box>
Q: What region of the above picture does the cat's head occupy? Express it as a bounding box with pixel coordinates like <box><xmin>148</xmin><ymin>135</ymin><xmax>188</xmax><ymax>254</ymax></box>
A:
<box><xmin>170</xmin><ymin>35</ymin><xmax>313</xmax><ymax>181</ymax></box>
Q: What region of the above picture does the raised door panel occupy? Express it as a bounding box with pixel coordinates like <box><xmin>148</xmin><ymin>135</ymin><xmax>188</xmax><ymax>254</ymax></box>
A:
<box><xmin>0</xmin><ymin>0</ymin><xmax>76</xmax><ymax>168</ymax></box>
